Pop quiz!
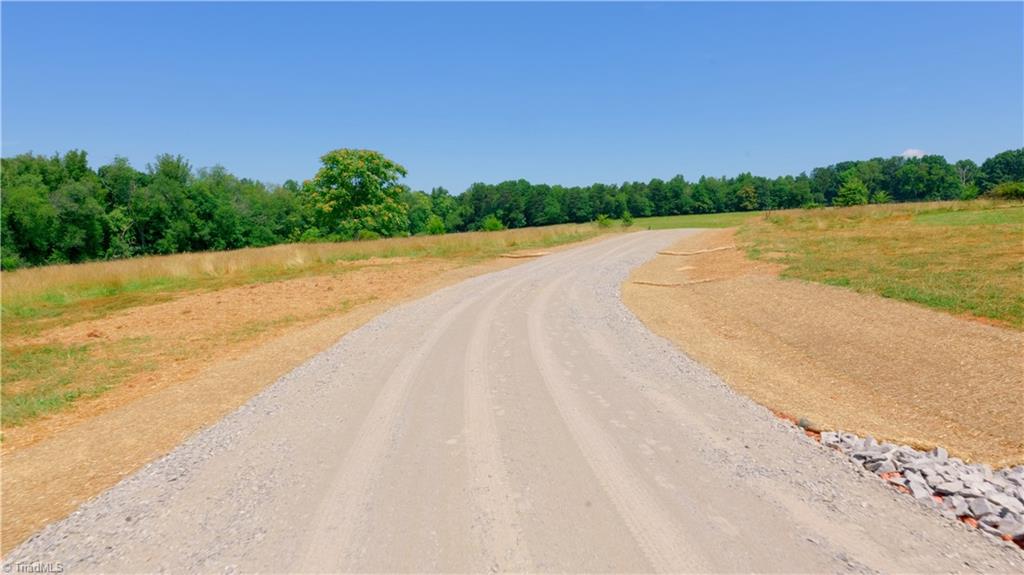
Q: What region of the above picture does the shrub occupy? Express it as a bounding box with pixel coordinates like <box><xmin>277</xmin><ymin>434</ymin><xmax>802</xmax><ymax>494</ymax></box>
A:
<box><xmin>596</xmin><ymin>214</ymin><xmax>612</xmax><ymax>228</ymax></box>
<box><xmin>869</xmin><ymin>190</ymin><xmax>892</xmax><ymax>204</ymax></box>
<box><xmin>425</xmin><ymin>214</ymin><xmax>446</xmax><ymax>235</ymax></box>
<box><xmin>1</xmin><ymin>251</ymin><xmax>24</xmax><ymax>271</ymax></box>
<box><xmin>988</xmin><ymin>181</ymin><xmax>1024</xmax><ymax>200</ymax></box>
<box><xmin>480</xmin><ymin>214</ymin><xmax>505</xmax><ymax>232</ymax></box>
<box><xmin>299</xmin><ymin>227</ymin><xmax>322</xmax><ymax>243</ymax></box>
<box><xmin>959</xmin><ymin>183</ymin><xmax>980</xmax><ymax>201</ymax></box>
<box><xmin>355</xmin><ymin>229</ymin><xmax>382</xmax><ymax>241</ymax></box>
<box><xmin>834</xmin><ymin>174</ymin><xmax>870</xmax><ymax>206</ymax></box>
<box><xmin>621</xmin><ymin>210</ymin><xmax>634</xmax><ymax>227</ymax></box>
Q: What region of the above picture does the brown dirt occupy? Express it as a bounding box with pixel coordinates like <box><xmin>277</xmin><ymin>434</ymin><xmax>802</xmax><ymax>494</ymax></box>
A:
<box><xmin>2</xmin><ymin>257</ymin><xmax>442</xmax><ymax>452</ymax></box>
<box><xmin>1</xmin><ymin>247</ymin><xmax>592</xmax><ymax>554</ymax></box>
<box><xmin>623</xmin><ymin>228</ymin><xmax>1024</xmax><ymax>468</ymax></box>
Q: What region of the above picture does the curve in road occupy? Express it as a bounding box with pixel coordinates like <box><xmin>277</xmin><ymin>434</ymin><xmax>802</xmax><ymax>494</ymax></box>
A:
<box><xmin>5</xmin><ymin>231</ymin><xmax>1020</xmax><ymax>573</ymax></box>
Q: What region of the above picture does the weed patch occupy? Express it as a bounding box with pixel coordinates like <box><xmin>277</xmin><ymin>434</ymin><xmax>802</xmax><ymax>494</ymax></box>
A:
<box><xmin>741</xmin><ymin>200</ymin><xmax>1024</xmax><ymax>327</ymax></box>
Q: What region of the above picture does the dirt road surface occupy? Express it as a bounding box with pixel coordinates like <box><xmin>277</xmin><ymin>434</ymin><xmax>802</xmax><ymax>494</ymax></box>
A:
<box><xmin>5</xmin><ymin>231</ymin><xmax>1020</xmax><ymax>572</ymax></box>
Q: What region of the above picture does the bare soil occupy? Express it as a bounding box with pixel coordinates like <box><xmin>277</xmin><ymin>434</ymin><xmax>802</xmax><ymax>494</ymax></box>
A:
<box><xmin>624</xmin><ymin>228</ymin><xmax>1024</xmax><ymax>468</ymax></box>
<box><xmin>0</xmin><ymin>252</ymin><xmax>548</xmax><ymax>553</ymax></box>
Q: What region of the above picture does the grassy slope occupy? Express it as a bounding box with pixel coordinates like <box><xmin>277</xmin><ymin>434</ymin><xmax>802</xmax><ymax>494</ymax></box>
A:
<box><xmin>738</xmin><ymin>201</ymin><xmax>1024</xmax><ymax>328</ymax></box>
<box><xmin>1</xmin><ymin>224</ymin><xmax>605</xmax><ymax>426</ymax></box>
<box><xmin>3</xmin><ymin>225</ymin><xmax>602</xmax><ymax>335</ymax></box>
<box><xmin>633</xmin><ymin>211</ymin><xmax>757</xmax><ymax>229</ymax></box>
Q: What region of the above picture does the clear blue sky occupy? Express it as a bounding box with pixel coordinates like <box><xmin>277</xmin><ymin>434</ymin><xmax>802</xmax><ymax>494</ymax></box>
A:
<box><xmin>3</xmin><ymin>2</ymin><xmax>1022</xmax><ymax>193</ymax></box>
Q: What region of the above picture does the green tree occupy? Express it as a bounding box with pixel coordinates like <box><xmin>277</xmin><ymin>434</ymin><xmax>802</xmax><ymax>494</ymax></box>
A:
<box><xmin>833</xmin><ymin>172</ymin><xmax>870</xmax><ymax>206</ymax></box>
<box><xmin>98</xmin><ymin>156</ymin><xmax>145</xmax><ymax>209</ymax></box>
<box><xmin>663</xmin><ymin>176</ymin><xmax>689</xmax><ymax>215</ymax></box>
<box><xmin>988</xmin><ymin>181</ymin><xmax>1024</xmax><ymax>199</ymax></box>
<box><xmin>303</xmin><ymin>149</ymin><xmax>410</xmax><ymax>238</ymax></box>
<box><xmin>978</xmin><ymin>149</ymin><xmax>1024</xmax><ymax>192</ymax></box>
<box><xmin>480</xmin><ymin>214</ymin><xmax>505</xmax><ymax>231</ymax></box>
<box><xmin>0</xmin><ymin>172</ymin><xmax>58</xmax><ymax>266</ymax></box>
<box><xmin>954</xmin><ymin>159</ymin><xmax>978</xmax><ymax>189</ymax></box>
<box><xmin>402</xmin><ymin>190</ymin><xmax>434</xmax><ymax>235</ymax></box>
<box><xmin>539</xmin><ymin>192</ymin><xmax>565</xmax><ymax>225</ymax></box>
<box><xmin>104</xmin><ymin>207</ymin><xmax>136</xmax><ymax>259</ymax></box>
<box><xmin>425</xmin><ymin>214</ymin><xmax>446</xmax><ymax>235</ymax></box>
<box><xmin>959</xmin><ymin>183</ymin><xmax>981</xmax><ymax>200</ymax></box>
<box><xmin>810</xmin><ymin>166</ymin><xmax>840</xmax><ymax>205</ymax></box>
<box><xmin>869</xmin><ymin>190</ymin><xmax>891</xmax><ymax>204</ymax></box>
<box><xmin>430</xmin><ymin>187</ymin><xmax>465</xmax><ymax>232</ymax></box>
<box><xmin>894</xmin><ymin>156</ymin><xmax>959</xmax><ymax>201</ymax></box>
<box><xmin>623</xmin><ymin>182</ymin><xmax>654</xmax><ymax>217</ymax></box>
<box><xmin>736</xmin><ymin>184</ymin><xmax>758</xmax><ymax>211</ymax></box>
<box><xmin>562</xmin><ymin>186</ymin><xmax>593</xmax><ymax>222</ymax></box>
<box><xmin>785</xmin><ymin>174</ymin><xmax>814</xmax><ymax>208</ymax></box>
<box><xmin>49</xmin><ymin>180</ymin><xmax>107</xmax><ymax>262</ymax></box>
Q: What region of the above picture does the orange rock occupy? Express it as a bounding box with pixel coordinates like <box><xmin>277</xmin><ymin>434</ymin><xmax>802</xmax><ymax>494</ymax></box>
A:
<box><xmin>771</xmin><ymin>409</ymin><xmax>799</xmax><ymax>425</ymax></box>
<box><xmin>961</xmin><ymin>516</ymin><xmax>978</xmax><ymax>528</ymax></box>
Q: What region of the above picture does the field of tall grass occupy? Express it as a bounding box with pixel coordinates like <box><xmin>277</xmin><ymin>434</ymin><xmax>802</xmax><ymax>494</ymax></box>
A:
<box><xmin>739</xmin><ymin>200</ymin><xmax>1024</xmax><ymax>328</ymax></box>
<box><xmin>634</xmin><ymin>211</ymin><xmax>757</xmax><ymax>229</ymax></box>
<box><xmin>1</xmin><ymin>223</ymin><xmax>612</xmax><ymax>427</ymax></box>
<box><xmin>2</xmin><ymin>224</ymin><xmax>605</xmax><ymax>334</ymax></box>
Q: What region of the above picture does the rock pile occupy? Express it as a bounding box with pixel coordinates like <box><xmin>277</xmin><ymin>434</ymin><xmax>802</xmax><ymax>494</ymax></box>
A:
<box><xmin>821</xmin><ymin>431</ymin><xmax>1024</xmax><ymax>548</ymax></box>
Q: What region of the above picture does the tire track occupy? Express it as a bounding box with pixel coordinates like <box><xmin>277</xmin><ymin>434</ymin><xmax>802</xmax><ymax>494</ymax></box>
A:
<box><xmin>297</xmin><ymin>239</ymin><xmax>624</xmax><ymax>570</ymax></box>
<box><xmin>463</xmin><ymin>285</ymin><xmax>533</xmax><ymax>572</ymax></box>
<box><xmin>297</xmin><ymin>287</ymin><xmax>492</xmax><ymax>571</ymax></box>
<box><xmin>525</xmin><ymin>272</ymin><xmax>708</xmax><ymax>573</ymax></box>
<box><xmin>567</xmin><ymin>284</ymin><xmax>901</xmax><ymax>574</ymax></box>
<box><xmin>454</xmin><ymin>237</ymin><xmax>651</xmax><ymax>570</ymax></box>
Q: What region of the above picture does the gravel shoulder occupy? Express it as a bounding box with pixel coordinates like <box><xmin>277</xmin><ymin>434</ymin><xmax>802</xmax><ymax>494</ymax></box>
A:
<box><xmin>5</xmin><ymin>231</ymin><xmax>1021</xmax><ymax>572</ymax></box>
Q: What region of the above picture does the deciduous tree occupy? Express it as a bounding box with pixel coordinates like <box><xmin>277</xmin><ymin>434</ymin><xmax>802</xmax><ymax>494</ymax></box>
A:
<box><xmin>303</xmin><ymin>149</ymin><xmax>410</xmax><ymax>238</ymax></box>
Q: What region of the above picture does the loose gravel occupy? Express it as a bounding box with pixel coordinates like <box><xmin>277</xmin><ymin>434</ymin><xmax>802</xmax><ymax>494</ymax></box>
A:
<box><xmin>821</xmin><ymin>430</ymin><xmax>1024</xmax><ymax>547</ymax></box>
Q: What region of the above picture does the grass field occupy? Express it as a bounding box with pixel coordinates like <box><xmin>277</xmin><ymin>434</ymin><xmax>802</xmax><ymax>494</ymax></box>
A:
<box><xmin>739</xmin><ymin>200</ymin><xmax>1024</xmax><ymax>328</ymax></box>
<box><xmin>633</xmin><ymin>211</ymin><xmax>758</xmax><ymax>229</ymax></box>
<box><xmin>1</xmin><ymin>224</ymin><xmax>605</xmax><ymax>427</ymax></box>
<box><xmin>2</xmin><ymin>224</ymin><xmax>602</xmax><ymax>337</ymax></box>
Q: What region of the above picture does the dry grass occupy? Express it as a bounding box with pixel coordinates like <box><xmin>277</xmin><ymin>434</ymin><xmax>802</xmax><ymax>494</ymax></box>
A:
<box><xmin>634</xmin><ymin>211</ymin><xmax>757</xmax><ymax>229</ymax></box>
<box><xmin>0</xmin><ymin>224</ymin><xmax>606</xmax><ymax>427</ymax></box>
<box><xmin>3</xmin><ymin>224</ymin><xmax>601</xmax><ymax>311</ymax></box>
<box><xmin>739</xmin><ymin>200</ymin><xmax>1024</xmax><ymax>328</ymax></box>
<box><xmin>2</xmin><ymin>224</ymin><xmax>604</xmax><ymax>339</ymax></box>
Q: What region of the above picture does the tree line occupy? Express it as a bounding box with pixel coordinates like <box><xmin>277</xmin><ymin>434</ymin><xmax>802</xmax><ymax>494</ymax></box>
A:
<box><xmin>2</xmin><ymin>147</ymin><xmax>1022</xmax><ymax>269</ymax></box>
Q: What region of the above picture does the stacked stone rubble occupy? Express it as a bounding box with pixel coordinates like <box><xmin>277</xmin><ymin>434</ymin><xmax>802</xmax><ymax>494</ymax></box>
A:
<box><xmin>820</xmin><ymin>431</ymin><xmax>1024</xmax><ymax>547</ymax></box>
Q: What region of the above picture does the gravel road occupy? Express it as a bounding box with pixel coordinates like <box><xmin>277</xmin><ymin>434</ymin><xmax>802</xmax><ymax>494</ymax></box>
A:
<box><xmin>6</xmin><ymin>231</ymin><xmax>1021</xmax><ymax>573</ymax></box>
